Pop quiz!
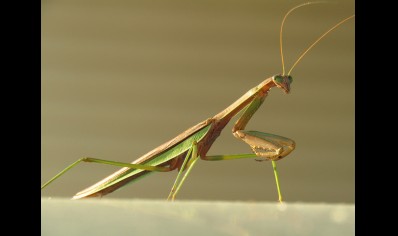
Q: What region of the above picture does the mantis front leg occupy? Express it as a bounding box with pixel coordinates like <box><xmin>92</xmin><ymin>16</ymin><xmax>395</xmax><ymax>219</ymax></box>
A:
<box><xmin>233</xmin><ymin>91</ymin><xmax>295</xmax><ymax>161</ymax></box>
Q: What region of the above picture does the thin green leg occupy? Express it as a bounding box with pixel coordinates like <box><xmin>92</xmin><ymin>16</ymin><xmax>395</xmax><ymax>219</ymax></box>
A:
<box><xmin>171</xmin><ymin>154</ymin><xmax>199</xmax><ymax>200</ymax></box>
<box><xmin>271</xmin><ymin>160</ymin><xmax>283</xmax><ymax>203</ymax></box>
<box><xmin>202</xmin><ymin>153</ymin><xmax>257</xmax><ymax>161</ymax></box>
<box><xmin>203</xmin><ymin>154</ymin><xmax>283</xmax><ymax>203</ymax></box>
<box><xmin>167</xmin><ymin>142</ymin><xmax>199</xmax><ymax>201</ymax></box>
<box><xmin>166</xmin><ymin>147</ymin><xmax>193</xmax><ymax>200</ymax></box>
<box><xmin>41</xmin><ymin>157</ymin><xmax>172</xmax><ymax>189</ymax></box>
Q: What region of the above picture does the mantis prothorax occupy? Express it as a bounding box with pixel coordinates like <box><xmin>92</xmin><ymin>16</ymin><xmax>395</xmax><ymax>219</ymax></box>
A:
<box><xmin>41</xmin><ymin>2</ymin><xmax>354</xmax><ymax>202</ymax></box>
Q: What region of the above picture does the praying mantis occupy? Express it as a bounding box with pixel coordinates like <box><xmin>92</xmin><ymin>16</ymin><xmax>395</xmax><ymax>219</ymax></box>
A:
<box><xmin>41</xmin><ymin>2</ymin><xmax>354</xmax><ymax>202</ymax></box>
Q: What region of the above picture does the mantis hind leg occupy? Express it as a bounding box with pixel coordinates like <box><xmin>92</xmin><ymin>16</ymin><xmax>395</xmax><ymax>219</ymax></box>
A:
<box><xmin>41</xmin><ymin>157</ymin><xmax>172</xmax><ymax>190</ymax></box>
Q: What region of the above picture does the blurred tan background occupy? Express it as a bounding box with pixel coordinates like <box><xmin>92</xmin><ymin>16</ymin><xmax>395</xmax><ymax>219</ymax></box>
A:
<box><xmin>41</xmin><ymin>0</ymin><xmax>354</xmax><ymax>203</ymax></box>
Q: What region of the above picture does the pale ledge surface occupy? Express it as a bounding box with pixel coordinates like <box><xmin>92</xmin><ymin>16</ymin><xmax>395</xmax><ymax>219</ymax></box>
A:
<box><xmin>42</xmin><ymin>198</ymin><xmax>354</xmax><ymax>236</ymax></box>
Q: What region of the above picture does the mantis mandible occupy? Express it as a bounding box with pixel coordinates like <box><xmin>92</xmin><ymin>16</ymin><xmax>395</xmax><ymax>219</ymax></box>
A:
<box><xmin>41</xmin><ymin>2</ymin><xmax>354</xmax><ymax>202</ymax></box>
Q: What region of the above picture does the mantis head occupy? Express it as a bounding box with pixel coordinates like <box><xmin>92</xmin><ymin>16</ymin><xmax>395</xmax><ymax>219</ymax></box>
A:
<box><xmin>272</xmin><ymin>75</ymin><xmax>292</xmax><ymax>94</ymax></box>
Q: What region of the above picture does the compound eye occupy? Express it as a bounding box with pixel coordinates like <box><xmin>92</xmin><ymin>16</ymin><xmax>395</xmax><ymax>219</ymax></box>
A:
<box><xmin>274</xmin><ymin>75</ymin><xmax>283</xmax><ymax>83</ymax></box>
<box><xmin>287</xmin><ymin>75</ymin><xmax>293</xmax><ymax>84</ymax></box>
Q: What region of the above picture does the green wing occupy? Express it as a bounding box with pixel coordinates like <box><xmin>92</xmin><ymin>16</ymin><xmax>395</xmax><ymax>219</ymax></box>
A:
<box><xmin>73</xmin><ymin>122</ymin><xmax>212</xmax><ymax>199</ymax></box>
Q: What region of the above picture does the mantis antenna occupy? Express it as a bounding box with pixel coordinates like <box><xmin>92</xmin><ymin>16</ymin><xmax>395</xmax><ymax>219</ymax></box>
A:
<box><xmin>279</xmin><ymin>2</ymin><xmax>355</xmax><ymax>75</ymax></box>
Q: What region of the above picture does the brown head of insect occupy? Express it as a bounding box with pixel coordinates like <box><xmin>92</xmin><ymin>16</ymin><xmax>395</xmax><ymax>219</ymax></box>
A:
<box><xmin>272</xmin><ymin>75</ymin><xmax>292</xmax><ymax>94</ymax></box>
